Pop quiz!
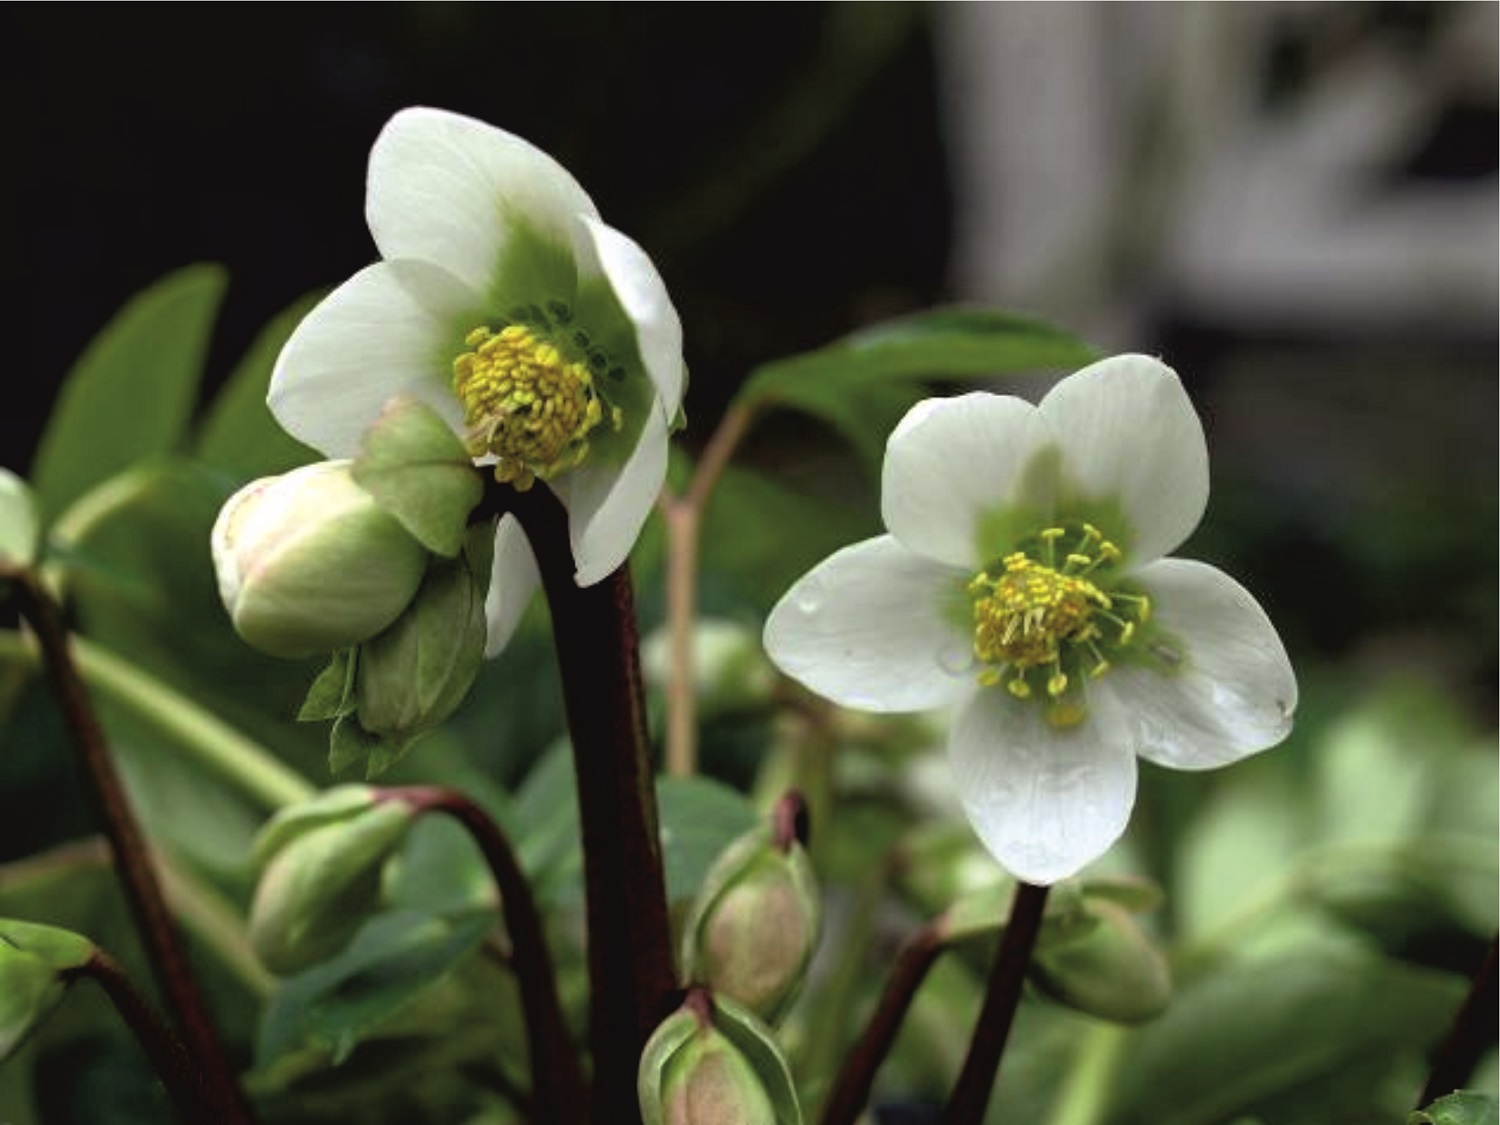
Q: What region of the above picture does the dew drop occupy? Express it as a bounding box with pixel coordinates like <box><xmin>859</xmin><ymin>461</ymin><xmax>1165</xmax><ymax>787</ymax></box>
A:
<box><xmin>938</xmin><ymin>637</ymin><xmax>977</xmax><ymax>676</ymax></box>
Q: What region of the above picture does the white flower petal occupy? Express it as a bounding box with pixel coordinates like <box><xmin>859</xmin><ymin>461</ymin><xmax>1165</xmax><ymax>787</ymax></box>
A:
<box><xmin>949</xmin><ymin>688</ymin><xmax>1138</xmax><ymax>884</ymax></box>
<box><xmin>576</xmin><ymin>216</ymin><xmax>685</xmax><ymax>414</ymax></box>
<box><xmin>1039</xmin><ymin>354</ymin><xmax>1208</xmax><ymax>564</ymax></box>
<box><xmin>269</xmin><ymin>260</ymin><xmax>479</xmax><ymax>458</ymax></box>
<box><xmin>763</xmin><ymin>535</ymin><xmax>975</xmax><ymax>713</ymax></box>
<box><xmin>1113</xmin><ymin>558</ymin><xmax>1297</xmax><ymax>770</ymax></box>
<box><xmin>551</xmin><ymin>404</ymin><xmax>669</xmax><ymax>587</ymax></box>
<box><xmin>367</xmin><ymin>106</ymin><xmax>599</xmax><ymax>297</ymax></box>
<box><xmin>881</xmin><ymin>393</ymin><xmax>1056</xmax><ymax>569</ymax></box>
<box><xmin>483</xmin><ymin>515</ymin><xmax>541</xmax><ymax>657</ymax></box>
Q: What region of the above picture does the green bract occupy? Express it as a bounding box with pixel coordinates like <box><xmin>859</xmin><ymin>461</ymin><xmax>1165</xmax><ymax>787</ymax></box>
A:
<box><xmin>268</xmin><ymin>106</ymin><xmax>687</xmax><ymax>657</ymax></box>
<box><xmin>765</xmin><ymin>355</ymin><xmax>1298</xmax><ymax>884</ymax></box>
<box><xmin>0</xmin><ymin>469</ymin><xmax>39</xmax><ymax>570</ymax></box>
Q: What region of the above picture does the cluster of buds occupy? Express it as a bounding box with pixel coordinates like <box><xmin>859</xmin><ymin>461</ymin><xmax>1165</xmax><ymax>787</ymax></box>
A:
<box><xmin>211</xmin><ymin>397</ymin><xmax>490</xmax><ymax>775</ymax></box>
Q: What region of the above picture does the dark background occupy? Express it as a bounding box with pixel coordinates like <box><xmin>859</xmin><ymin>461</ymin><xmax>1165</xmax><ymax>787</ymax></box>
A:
<box><xmin>4</xmin><ymin>2</ymin><xmax>1496</xmax><ymax>710</ymax></box>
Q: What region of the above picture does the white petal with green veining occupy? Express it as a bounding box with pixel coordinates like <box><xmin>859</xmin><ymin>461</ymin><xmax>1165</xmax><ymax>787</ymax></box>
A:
<box><xmin>484</xmin><ymin>515</ymin><xmax>541</xmax><ymax>657</ymax></box>
<box><xmin>763</xmin><ymin>535</ymin><xmax>974</xmax><ymax>713</ymax></box>
<box><xmin>367</xmin><ymin>107</ymin><xmax>597</xmax><ymax>298</ymax></box>
<box><xmin>881</xmin><ymin>393</ymin><xmax>1056</xmax><ymax>569</ymax></box>
<box><xmin>1039</xmin><ymin>354</ymin><xmax>1208</xmax><ymax>564</ymax></box>
<box><xmin>949</xmin><ymin>688</ymin><xmax>1138</xmax><ymax>884</ymax></box>
<box><xmin>269</xmin><ymin>260</ymin><xmax>478</xmax><ymax>458</ymax></box>
<box><xmin>576</xmin><ymin>216</ymin><xmax>686</xmax><ymax>414</ymax></box>
<box><xmin>551</xmin><ymin>405</ymin><xmax>670</xmax><ymax>586</ymax></box>
<box><xmin>1109</xmin><ymin>557</ymin><xmax>1297</xmax><ymax>770</ymax></box>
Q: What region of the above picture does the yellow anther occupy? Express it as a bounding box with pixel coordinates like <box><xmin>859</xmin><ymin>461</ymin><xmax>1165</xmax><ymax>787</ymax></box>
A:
<box><xmin>1046</xmin><ymin>670</ymin><xmax>1069</xmax><ymax>698</ymax></box>
<box><xmin>1040</xmin><ymin>528</ymin><xmax>1066</xmax><ymax>542</ymax></box>
<box><xmin>1065</xmin><ymin>553</ymin><xmax>1093</xmax><ymax>569</ymax></box>
<box><xmin>452</xmin><ymin>323</ymin><xmax>620</xmax><ymax>490</ymax></box>
<box><xmin>1007</xmin><ymin>677</ymin><xmax>1032</xmax><ymax>699</ymax></box>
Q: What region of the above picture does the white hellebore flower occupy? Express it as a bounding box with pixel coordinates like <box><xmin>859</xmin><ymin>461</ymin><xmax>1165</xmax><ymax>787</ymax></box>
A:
<box><xmin>269</xmin><ymin>106</ymin><xmax>686</xmax><ymax>654</ymax></box>
<box><xmin>764</xmin><ymin>355</ymin><xmax>1297</xmax><ymax>885</ymax></box>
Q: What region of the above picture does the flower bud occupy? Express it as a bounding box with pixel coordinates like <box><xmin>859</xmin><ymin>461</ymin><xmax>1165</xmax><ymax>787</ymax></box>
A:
<box><xmin>681</xmin><ymin>801</ymin><xmax>820</xmax><ymax>1026</ymax></box>
<box><xmin>212</xmin><ymin>460</ymin><xmax>429</xmax><ymax>659</ymax></box>
<box><xmin>248</xmin><ymin>787</ymin><xmax>416</xmax><ymax>975</ymax></box>
<box><xmin>639</xmin><ymin>990</ymin><xmax>799</xmax><ymax>1125</ymax></box>
<box><xmin>0</xmin><ymin>468</ymin><xmax>39</xmax><ymax>570</ymax></box>
<box><xmin>1030</xmin><ymin>898</ymin><xmax>1172</xmax><ymax>1024</ymax></box>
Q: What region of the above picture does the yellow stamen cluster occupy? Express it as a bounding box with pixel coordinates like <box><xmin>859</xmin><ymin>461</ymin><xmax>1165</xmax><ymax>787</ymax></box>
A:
<box><xmin>968</xmin><ymin>523</ymin><xmax>1150</xmax><ymax>725</ymax></box>
<box><xmin>452</xmin><ymin>324</ymin><xmax>620</xmax><ymax>490</ymax></box>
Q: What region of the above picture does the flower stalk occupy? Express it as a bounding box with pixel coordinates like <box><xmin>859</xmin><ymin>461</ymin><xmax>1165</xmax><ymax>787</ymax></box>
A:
<box><xmin>505</xmin><ymin>483</ymin><xmax>676</xmax><ymax>1124</ymax></box>
<box><xmin>660</xmin><ymin>399</ymin><xmax>761</xmax><ymax>777</ymax></box>
<box><xmin>8</xmin><ymin>570</ymin><xmax>254</xmax><ymax>1124</ymax></box>
<box><xmin>1418</xmin><ymin>931</ymin><xmax>1498</xmax><ymax>1107</ymax></box>
<box><xmin>941</xmin><ymin>880</ymin><xmax>1050</xmax><ymax>1124</ymax></box>
<box><xmin>819</xmin><ymin>913</ymin><xmax>951</xmax><ymax>1125</ymax></box>
<box><xmin>377</xmin><ymin>785</ymin><xmax>586</xmax><ymax>1124</ymax></box>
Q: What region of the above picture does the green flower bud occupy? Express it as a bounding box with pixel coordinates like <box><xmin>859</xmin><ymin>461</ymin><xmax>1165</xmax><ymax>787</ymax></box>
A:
<box><xmin>1030</xmin><ymin>897</ymin><xmax>1172</xmax><ymax>1024</ymax></box>
<box><xmin>0</xmin><ymin>919</ymin><xmax>95</xmax><ymax>1060</ymax></box>
<box><xmin>212</xmin><ymin>460</ymin><xmax>429</xmax><ymax>659</ymax></box>
<box><xmin>248</xmin><ymin>787</ymin><xmax>416</xmax><ymax>975</ymax></box>
<box><xmin>681</xmin><ymin>800</ymin><xmax>820</xmax><ymax>1026</ymax></box>
<box><xmin>0</xmin><ymin>469</ymin><xmax>39</xmax><ymax>570</ymax></box>
<box><xmin>639</xmin><ymin>990</ymin><xmax>801</xmax><ymax>1125</ymax></box>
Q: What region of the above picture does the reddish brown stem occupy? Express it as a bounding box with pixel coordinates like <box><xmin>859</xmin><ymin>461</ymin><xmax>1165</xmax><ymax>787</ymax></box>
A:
<box><xmin>506</xmin><ymin>484</ymin><xmax>676</xmax><ymax>1125</ymax></box>
<box><xmin>1419</xmin><ymin>932</ymin><xmax>1498</xmax><ymax>1107</ymax></box>
<box><xmin>11</xmin><ymin>572</ymin><xmax>253</xmax><ymax>1123</ymax></box>
<box><xmin>819</xmin><ymin>915</ymin><xmax>950</xmax><ymax>1125</ymax></box>
<box><xmin>941</xmin><ymin>881</ymin><xmax>1050</xmax><ymax>1124</ymax></box>
<box><xmin>379</xmin><ymin>785</ymin><xmax>587</xmax><ymax>1123</ymax></box>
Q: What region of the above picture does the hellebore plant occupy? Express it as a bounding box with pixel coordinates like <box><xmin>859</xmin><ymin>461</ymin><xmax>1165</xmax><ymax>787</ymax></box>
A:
<box><xmin>764</xmin><ymin>355</ymin><xmax>1299</xmax><ymax>885</ymax></box>
<box><xmin>268</xmin><ymin>105</ymin><xmax>687</xmax><ymax>653</ymax></box>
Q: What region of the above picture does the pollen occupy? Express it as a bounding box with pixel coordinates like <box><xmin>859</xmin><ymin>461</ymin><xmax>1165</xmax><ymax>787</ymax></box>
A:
<box><xmin>452</xmin><ymin>323</ymin><xmax>621</xmax><ymax>490</ymax></box>
<box><xmin>968</xmin><ymin>523</ymin><xmax>1150</xmax><ymax>725</ymax></box>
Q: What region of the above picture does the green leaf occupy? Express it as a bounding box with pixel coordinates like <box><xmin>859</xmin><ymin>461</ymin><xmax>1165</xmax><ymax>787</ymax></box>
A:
<box><xmin>1113</xmin><ymin>940</ymin><xmax>1466</xmax><ymax>1125</ymax></box>
<box><xmin>352</xmin><ymin>396</ymin><xmax>482</xmax><ymax>558</ymax></box>
<box><xmin>657</xmin><ymin>775</ymin><xmax>761</xmax><ymax>905</ymax></box>
<box><xmin>255</xmin><ymin>908</ymin><xmax>494</xmax><ymax>1070</ymax></box>
<box><xmin>32</xmin><ymin>264</ymin><xmax>227</xmax><ymax>523</ymax></box>
<box><xmin>194</xmin><ymin>290</ymin><xmax>323</xmax><ymax>478</ymax></box>
<box><xmin>735</xmin><ymin>307</ymin><xmax>1097</xmax><ymax>471</ymax></box>
<box><xmin>1411</xmin><ymin>1091</ymin><xmax>1500</xmax><ymax>1125</ymax></box>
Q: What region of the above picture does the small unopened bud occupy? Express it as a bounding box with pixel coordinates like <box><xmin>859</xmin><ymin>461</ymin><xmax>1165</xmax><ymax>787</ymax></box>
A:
<box><xmin>212</xmin><ymin>460</ymin><xmax>428</xmax><ymax>659</ymax></box>
<box><xmin>639</xmin><ymin>990</ymin><xmax>799</xmax><ymax>1125</ymax></box>
<box><xmin>681</xmin><ymin>797</ymin><xmax>820</xmax><ymax>1025</ymax></box>
<box><xmin>0</xmin><ymin>469</ymin><xmax>38</xmax><ymax>570</ymax></box>
<box><xmin>1030</xmin><ymin>898</ymin><xmax>1171</xmax><ymax>1024</ymax></box>
<box><xmin>248</xmin><ymin>787</ymin><xmax>416</xmax><ymax>975</ymax></box>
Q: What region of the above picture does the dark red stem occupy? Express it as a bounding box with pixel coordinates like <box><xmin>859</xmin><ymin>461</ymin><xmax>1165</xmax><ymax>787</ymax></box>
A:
<box><xmin>12</xmin><ymin>572</ymin><xmax>253</xmax><ymax>1123</ymax></box>
<box><xmin>379</xmin><ymin>785</ymin><xmax>587</xmax><ymax>1123</ymax></box>
<box><xmin>941</xmin><ymin>881</ymin><xmax>1050</xmax><ymax>1124</ymax></box>
<box><xmin>1419</xmin><ymin>932</ymin><xmax>1498</xmax><ymax>1107</ymax></box>
<box><xmin>506</xmin><ymin>485</ymin><xmax>676</xmax><ymax>1125</ymax></box>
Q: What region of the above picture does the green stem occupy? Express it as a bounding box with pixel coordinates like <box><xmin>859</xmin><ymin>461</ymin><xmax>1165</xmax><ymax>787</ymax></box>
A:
<box><xmin>381</xmin><ymin>785</ymin><xmax>587</xmax><ymax>1124</ymax></box>
<box><xmin>506</xmin><ymin>484</ymin><xmax>676</xmax><ymax>1125</ymax></box>
<box><xmin>0</xmin><ymin>628</ymin><xmax>313</xmax><ymax>811</ymax></box>
<box><xmin>9</xmin><ymin>572</ymin><xmax>255</xmax><ymax>1123</ymax></box>
<box><xmin>941</xmin><ymin>881</ymin><xmax>1050</xmax><ymax>1124</ymax></box>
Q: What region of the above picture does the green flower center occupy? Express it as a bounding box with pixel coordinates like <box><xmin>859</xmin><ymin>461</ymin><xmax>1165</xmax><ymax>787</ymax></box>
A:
<box><xmin>968</xmin><ymin>523</ymin><xmax>1150</xmax><ymax>727</ymax></box>
<box><xmin>452</xmin><ymin>323</ymin><xmax>621</xmax><ymax>490</ymax></box>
